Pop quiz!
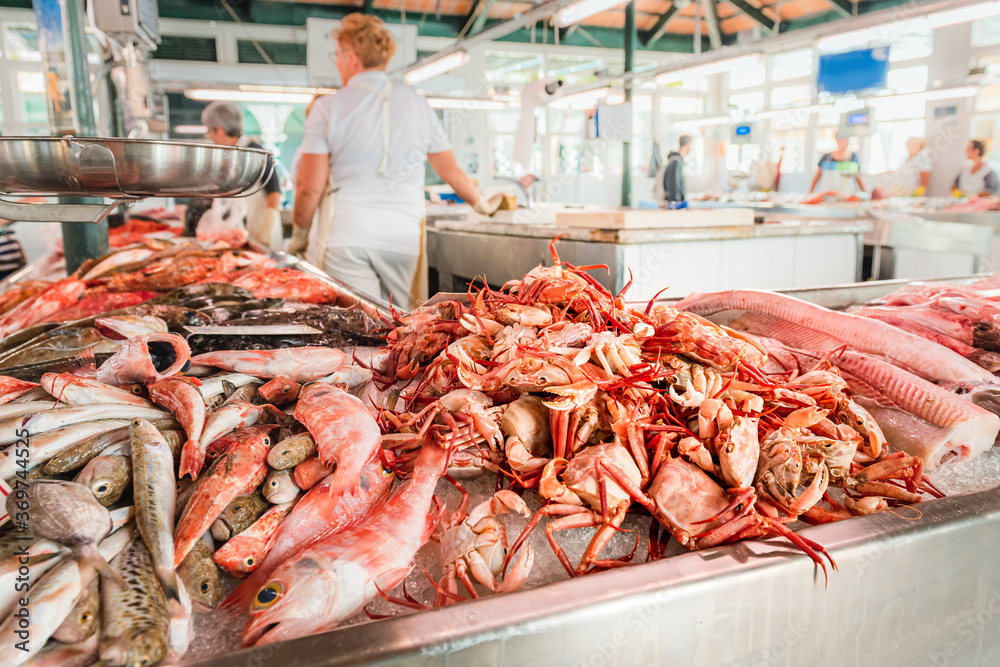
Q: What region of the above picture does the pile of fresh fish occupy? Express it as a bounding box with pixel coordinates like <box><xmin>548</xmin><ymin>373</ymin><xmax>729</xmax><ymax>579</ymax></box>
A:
<box><xmin>0</xmin><ymin>238</ymin><xmax>992</xmax><ymax>665</ymax></box>
<box><xmin>0</xmin><ymin>330</ymin><xmax>386</xmax><ymax>664</ymax></box>
<box><xmin>676</xmin><ymin>283</ymin><xmax>1000</xmax><ymax>469</ymax></box>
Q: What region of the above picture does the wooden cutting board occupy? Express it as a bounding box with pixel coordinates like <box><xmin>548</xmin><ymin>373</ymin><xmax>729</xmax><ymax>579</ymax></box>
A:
<box><xmin>554</xmin><ymin>207</ymin><xmax>755</xmax><ymax>229</ymax></box>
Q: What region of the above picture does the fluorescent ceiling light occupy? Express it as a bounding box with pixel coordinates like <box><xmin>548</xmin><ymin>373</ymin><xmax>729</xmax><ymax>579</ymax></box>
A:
<box><xmin>404</xmin><ymin>51</ymin><xmax>470</xmax><ymax>85</ymax></box>
<box><xmin>655</xmin><ymin>55</ymin><xmax>761</xmax><ymax>85</ymax></box>
<box><xmin>239</xmin><ymin>85</ymin><xmax>337</xmax><ymax>95</ymax></box>
<box><xmin>552</xmin><ymin>0</ymin><xmax>629</xmax><ymax>28</ymax></box>
<box><xmin>185</xmin><ymin>89</ymin><xmax>316</xmax><ymax>104</ymax></box>
<box><xmin>428</xmin><ymin>97</ymin><xmax>507</xmax><ymax>109</ymax></box>
<box><xmin>672</xmin><ymin>115</ymin><xmax>731</xmax><ymax>130</ymax></box>
<box><xmin>174</xmin><ymin>125</ymin><xmax>208</xmax><ymax>134</ymax></box>
<box><xmin>818</xmin><ymin>1</ymin><xmax>1000</xmax><ymax>50</ymax></box>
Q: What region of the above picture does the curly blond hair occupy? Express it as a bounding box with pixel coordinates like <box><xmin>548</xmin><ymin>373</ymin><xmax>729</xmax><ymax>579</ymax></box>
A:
<box><xmin>336</xmin><ymin>14</ymin><xmax>396</xmax><ymax>68</ymax></box>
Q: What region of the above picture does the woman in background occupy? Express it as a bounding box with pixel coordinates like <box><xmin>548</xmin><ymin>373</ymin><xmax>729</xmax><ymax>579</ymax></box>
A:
<box><xmin>953</xmin><ymin>139</ymin><xmax>998</xmax><ymax>198</ymax></box>
<box><xmin>809</xmin><ymin>132</ymin><xmax>866</xmax><ymax>195</ymax></box>
<box><xmin>891</xmin><ymin>137</ymin><xmax>932</xmax><ymax>197</ymax></box>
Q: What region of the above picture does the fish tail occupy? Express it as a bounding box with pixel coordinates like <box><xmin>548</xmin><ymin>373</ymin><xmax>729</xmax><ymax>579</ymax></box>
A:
<box><xmin>79</xmin><ymin>543</ymin><xmax>126</xmax><ymax>589</ymax></box>
<box><xmin>178</xmin><ymin>440</ymin><xmax>203</xmax><ymax>480</ymax></box>
<box><xmin>160</xmin><ymin>569</ymin><xmax>180</xmax><ymax>601</ymax></box>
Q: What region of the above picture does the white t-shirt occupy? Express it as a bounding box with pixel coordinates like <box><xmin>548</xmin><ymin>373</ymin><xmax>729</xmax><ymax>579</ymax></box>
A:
<box><xmin>892</xmin><ymin>149</ymin><xmax>932</xmax><ymax>196</ymax></box>
<box><xmin>299</xmin><ymin>71</ymin><xmax>451</xmax><ymax>256</ymax></box>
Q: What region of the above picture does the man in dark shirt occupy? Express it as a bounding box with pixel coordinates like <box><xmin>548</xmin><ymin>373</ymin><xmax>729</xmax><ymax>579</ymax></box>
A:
<box><xmin>200</xmin><ymin>101</ymin><xmax>283</xmax><ymax>249</ymax></box>
<box><xmin>663</xmin><ymin>134</ymin><xmax>693</xmax><ymax>203</ymax></box>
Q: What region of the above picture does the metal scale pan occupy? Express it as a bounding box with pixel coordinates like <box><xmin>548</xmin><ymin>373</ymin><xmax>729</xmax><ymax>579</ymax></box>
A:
<box><xmin>0</xmin><ymin>136</ymin><xmax>271</xmax><ymax>223</ymax></box>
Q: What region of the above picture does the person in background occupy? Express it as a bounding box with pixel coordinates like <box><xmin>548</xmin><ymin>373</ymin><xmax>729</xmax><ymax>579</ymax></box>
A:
<box><xmin>892</xmin><ymin>137</ymin><xmax>932</xmax><ymax>197</ymax></box>
<box><xmin>657</xmin><ymin>134</ymin><xmax>692</xmax><ymax>203</ymax></box>
<box><xmin>952</xmin><ymin>140</ymin><xmax>998</xmax><ymax>198</ymax></box>
<box><xmin>809</xmin><ymin>132</ymin><xmax>866</xmax><ymax>194</ymax></box>
<box><xmin>200</xmin><ymin>101</ymin><xmax>283</xmax><ymax>250</ymax></box>
<box><xmin>291</xmin><ymin>14</ymin><xmax>499</xmax><ymax>310</ymax></box>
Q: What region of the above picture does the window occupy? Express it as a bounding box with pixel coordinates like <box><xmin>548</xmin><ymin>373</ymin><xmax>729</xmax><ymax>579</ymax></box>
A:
<box><xmin>868</xmin><ymin>119</ymin><xmax>926</xmax><ymax>174</ymax></box>
<box><xmin>973</xmin><ymin>14</ymin><xmax>1000</xmax><ymax>47</ymax></box>
<box><xmin>729</xmin><ymin>91</ymin><xmax>765</xmax><ymax>114</ymax></box>
<box><xmin>977</xmin><ymin>85</ymin><xmax>1000</xmax><ymax>113</ymax></box>
<box><xmin>546</xmin><ymin>55</ymin><xmax>601</xmax><ymax>86</ymax></box>
<box><xmin>728</xmin><ymin>60</ymin><xmax>766</xmax><ymax>90</ymax></box>
<box><xmin>886</xmin><ymin>65</ymin><xmax>928</xmax><ymax>94</ymax></box>
<box><xmin>770</xmin><ymin>84</ymin><xmax>812</xmax><ymax>110</ymax></box>
<box><xmin>484</xmin><ymin>52</ymin><xmax>542</xmax><ymax>85</ymax></box>
<box><xmin>16</xmin><ymin>71</ymin><xmax>47</xmax><ymax>125</ymax></box>
<box><xmin>771</xmin><ymin>49</ymin><xmax>813</xmax><ymax>81</ymax></box>
<box><xmin>888</xmin><ymin>31</ymin><xmax>932</xmax><ymax>62</ymax></box>
<box><xmin>4</xmin><ymin>23</ymin><xmax>40</xmax><ymax>62</ymax></box>
<box><xmin>660</xmin><ymin>96</ymin><xmax>703</xmax><ymax>115</ymax></box>
<box><xmin>766</xmin><ymin>130</ymin><xmax>807</xmax><ymax>173</ymax></box>
<box><xmin>872</xmin><ymin>96</ymin><xmax>924</xmax><ymax>121</ymax></box>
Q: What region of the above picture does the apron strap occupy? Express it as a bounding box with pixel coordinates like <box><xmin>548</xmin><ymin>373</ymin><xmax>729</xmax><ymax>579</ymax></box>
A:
<box><xmin>352</xmin><ymin>80</ymin><xmax>394</xmax><ymax>177</ymax></box>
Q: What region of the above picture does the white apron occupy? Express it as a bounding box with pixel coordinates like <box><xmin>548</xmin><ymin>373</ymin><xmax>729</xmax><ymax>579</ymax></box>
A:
<box><xmin>238</xmin><ymin>135</ymin><xmax>283</xmax><ymax>252</ymax></box>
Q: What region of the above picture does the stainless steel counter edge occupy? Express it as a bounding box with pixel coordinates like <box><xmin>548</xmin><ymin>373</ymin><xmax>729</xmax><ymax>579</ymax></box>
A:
<box><xmin>186</xmin><ymin>485</ymin><xmax>1000</xmax><ymax>667</ymax></box>
<box><xmin>430</xmin><ymin>219</ymin><xmax>873</xmax><ymax>244</ymax></box>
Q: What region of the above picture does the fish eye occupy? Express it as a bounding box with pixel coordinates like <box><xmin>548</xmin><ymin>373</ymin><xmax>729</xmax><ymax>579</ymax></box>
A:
<box><xmin>263</xmin><ymin>437</ymin><xmax>271</xmax><ymax>445</ymax></box>
<box><xmin>131</xmin><ymin>386</ymin><xmax>143</xmax><ymax>395</ymax></box>
<box><xmin>96</xmin><ymin>484</ymin><xmax>108</xmax><ymax>494</ymax></box>
<box><xmin>233</xmin><ymin>505</ymin><xmax>243</xmax><ymax>512</ymax></box>
<box><xmin>253</xmin><ymin>582</ymin><xmax>283</xmax><ymax>609</ymax></box>
<box><xmin>244</xmin><ymin>557</ymin><xmax>255</xmax><ymax>567</ymax></box>
<box><xmin>132</xmin><ymin>419</ymin><xmax>141</xmax><ymax>426</ymax></box>
<box><xmin>200</xmin><ymin>582</ymin><xmax>210</xmax><ymax>593</ymax></box>
<box><xmin>81</xmin><ymin>612</ymin><xmax>91</xmax><ymax>622</ymax></box>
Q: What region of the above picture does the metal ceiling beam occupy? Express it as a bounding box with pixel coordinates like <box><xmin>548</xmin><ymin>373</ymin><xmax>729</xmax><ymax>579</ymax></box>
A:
<box><xmin>468</xmin><ymin>0</ymin><xmax>497</xmax><ymax>35</ymax></box>
<box><xmin>641</xmin><ymin>5</ymin><xmax>678</xmax><ymax>48</ymax></box>
<box><xmin>700</xmin><ymin>0</ymin><xmax>722</xmax><ymax>49</ymax></box>
<box><xmin>827</xmin><ymin>0</ymin><xmax>855</xmax><ymax>18</ymax></box>
<box><xmin>726</xmin><ymin>0</ymin><xmax>776</xmax><ymax>32</ymax></box>
<box><xmin>362</xmin><ymin>0</ymin><xmax>374</xmax><ymax>13</ymax></box>
<box><xmin>394</xmin><ymin>0</ymin><xmax>609</xmax><ymax>78</ymax></box>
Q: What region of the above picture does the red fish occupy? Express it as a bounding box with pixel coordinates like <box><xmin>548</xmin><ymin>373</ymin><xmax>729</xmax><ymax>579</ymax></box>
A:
<box><xmin>173</xmin><ymin>430</ymin><xmax>272</xmax><ymax>567</ymax></box>
<box><xmin>241</xmin><ymin>444</ymin><xmax>447</xmax><ymax>646</ymax></box>
<box><xmin>222</xmin><ymin>456</ymin><xmax>394</xmax><ymax>611</ymax></box>
<box><xmin>292</xmin><ymin>456</ymin><xmax>333</xmax><ymax>491</ymax></box>
<box><xmin>149</xmin><ymin>377</ymin><xmax>207</xmax><ymax>476</ymax></box>
<box><xmin>257</xmin><ymin>377</ymin><xmax>300</xmax><ymax>406</ymax></box>
<box><xmin>294</xmin><ymin>384</ymin><xmax>381</xmax><ymax>473</ymax></box>
<box><xmin>190</xmin><ymin>348</ymin><xmax>346</xmax><ymax>383</ymax></box>
<box><xmin>0</xmin><ymin>377</ymin><xmax>38</xmax><ymax>405</ymax></box>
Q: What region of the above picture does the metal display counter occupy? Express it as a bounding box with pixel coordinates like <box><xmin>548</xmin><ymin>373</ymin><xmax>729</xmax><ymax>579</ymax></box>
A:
<box><xmin>427</xmin><ymin>218</ymin><xmax>870</xmax><ymax>302</ymax></box>
<box><xmin>187</xmin><ymin>482</ymin><xmax>1000</xmax><ymax>667</ymax></box>
<box><xmin>178</xmin><ymin>272</ymin><xmax>1000</xmax><ymax>667</ymax></box>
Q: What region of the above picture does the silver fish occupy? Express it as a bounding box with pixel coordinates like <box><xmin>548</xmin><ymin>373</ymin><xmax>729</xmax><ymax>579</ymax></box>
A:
<box><xmin>52</xmin><ymin>575</ymin><xmax>99</xmax><ymax>644</ymax></box>
<box><xmin>99</xmin><ymin>533</ymin><xmax>169</xmax><ymax>667</ymax></box>
<box><xmin>74</xmin><ymin>455</ymin><xmax>132</xmax><ymax>507</ymax></box>
<box><xmin>0</xmin><ymin>404</ymin><xmax>169</xmax><ymax>446</ymax></box>
<box><xmin>263</xmin><ymin>468</ymin><xmax>300</xmax><ymax>504</ymax></box>
<box><xmin>6</xmin><ymin>480</ymin><xmax>121</xmax><ymax>585</ymax></box>
<box><xmin>176</xmin><ymin>537</ymin><xmax>221</xmax><ymax>609</ymax></box>
<box><xmin>209</xmin><ymin>491</ymin><xmax>269</xmax><ymax>542</ymax></box>
<box><xmin>0</xmin><ymin>420</ymin><xmax>130</xmax><ymax>481</ymax></box>
<box><xmin>130</xmin><ymin>418</ymin><xmax>178</xmax><ymax>600</ymax></box>
<box><xmin>266</xmin><ymin>431</ymin><xmax>317</xmax><ymax>470</ymax></box>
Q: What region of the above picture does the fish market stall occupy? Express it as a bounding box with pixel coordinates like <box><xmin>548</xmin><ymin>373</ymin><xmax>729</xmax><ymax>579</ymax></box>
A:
<box><xmin>427</xmin><ymin>216</ymin><xmax>870</xmax><ymax>301</ymax></box>
<box><xmin>4</xmin><ymin>214</ymin><xmax>1000</xmax><ymax>667</ymax></box>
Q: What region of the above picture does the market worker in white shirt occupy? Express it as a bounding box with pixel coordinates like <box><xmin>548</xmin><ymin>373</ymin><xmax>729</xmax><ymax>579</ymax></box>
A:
<box><xmin>290</xmin><ymin>13</ymin><xmax>499</xmax><ymax>309</ymax></box>
<box><xmin>952</xmin><ymin>139</ymin><xmax>999</xmax><ymax>198</ymax></box>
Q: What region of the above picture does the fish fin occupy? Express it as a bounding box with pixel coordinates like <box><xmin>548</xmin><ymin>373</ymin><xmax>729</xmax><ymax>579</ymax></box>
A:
<box><xmin>191</xmin><ymin>599</ymin><xmax>214</xmax><ymax>614</ymax></box>
<box><xmin>178</xmin><ymin>440</ymin><xmax>203</xmax><ymax>480</ymax></box>
<box><xmin>160</xmin><ymin>571</ymin><xmax>181</xmax><ymax>602</ymax></box>
<box><xmin>221</xmin><ymin>572</ymin><xmax>264</xmax><ymax>612</ymax></box>
<box><xmin>79</xmin><ymin>543</ymin><xmax>127</xmax><ymax>589</ymax></box>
